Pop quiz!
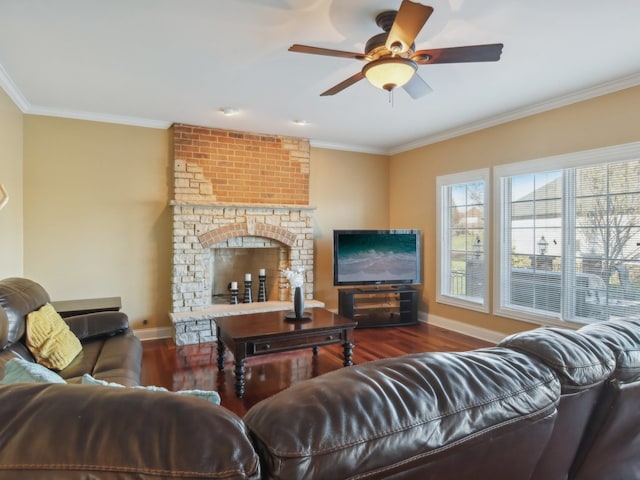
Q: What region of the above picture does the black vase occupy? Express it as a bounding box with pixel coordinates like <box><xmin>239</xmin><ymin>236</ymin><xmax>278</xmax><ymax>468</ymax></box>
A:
<box><xmin>294</xmin><ymin>286</ymin><xmax>304</xmax><ymax>319</ymax></box>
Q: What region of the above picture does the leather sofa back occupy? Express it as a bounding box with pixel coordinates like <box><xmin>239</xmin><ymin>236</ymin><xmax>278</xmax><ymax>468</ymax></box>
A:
<box><xmin>0</xmin><ymin>383</ymin><xmax>262</xmax><ymax>480</ymax></box>
<box><xmin>499</xmin><ymin>327</ymin><xmax>615</xmax><ymax>480</ymax></box>
<box><xmin>0</xmin><ymin>277</ymin><xmax>49</xmax><ymax>349</ymax></box>
<box><xmin>245</xmin><ymin>346</ymin><xmax>560</xmax><ymax>480</ymax></box>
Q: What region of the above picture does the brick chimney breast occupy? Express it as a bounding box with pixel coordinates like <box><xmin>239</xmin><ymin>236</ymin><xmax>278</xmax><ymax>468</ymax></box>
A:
<box><xmin>173</xmin><ymin>123</ymin><xmax>310</xmax><ymax>205</ymax></box>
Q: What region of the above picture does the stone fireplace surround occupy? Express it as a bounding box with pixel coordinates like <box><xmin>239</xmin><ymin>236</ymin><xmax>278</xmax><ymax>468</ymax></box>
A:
<box><xmin>170</xmin><ymin>201</ymin><xmax>323</xmax><ymax>345</ymax></box>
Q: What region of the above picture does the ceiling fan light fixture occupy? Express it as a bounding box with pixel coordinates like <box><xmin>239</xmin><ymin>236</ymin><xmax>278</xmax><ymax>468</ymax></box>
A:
<box><xmin>363</xmin><ymin>57</ymin><xmax>417</xmax><ymax>92</ymax></box>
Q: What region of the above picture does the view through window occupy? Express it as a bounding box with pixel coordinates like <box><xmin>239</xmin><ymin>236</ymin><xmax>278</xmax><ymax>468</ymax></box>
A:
<box><xmin>437</xmin><ymin>169</ymin><xmax>489</xmax><ymax>312</ymax></box>
<box><xmin>498</xmin><ymin>157</ymin><xmax>640</xmax><ymax>324</ymax></box>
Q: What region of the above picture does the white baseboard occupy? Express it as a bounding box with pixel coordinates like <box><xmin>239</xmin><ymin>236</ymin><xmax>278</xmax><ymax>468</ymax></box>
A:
<box><xmin>133</xmin><ymin>326</ymin><xmax>174</xmax><ymax>341</ymax></box>
<box><xmin>418</xmin><ymin>312</ymin><xmax>507</xmax><ymax>345</ymax></box>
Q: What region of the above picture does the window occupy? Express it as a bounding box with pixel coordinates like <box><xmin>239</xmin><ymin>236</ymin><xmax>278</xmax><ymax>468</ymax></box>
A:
<box><xmin>437</xmin><ymin>169</ymin><xmax>489</xmax><ymax>312</ymax></box>
<box><xmin>495</xmin><ymin>142</ymin><xmax>640</xmax><ymax>325</ymax></box>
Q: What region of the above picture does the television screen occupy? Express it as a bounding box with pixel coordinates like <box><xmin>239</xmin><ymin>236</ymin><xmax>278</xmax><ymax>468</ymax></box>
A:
<box><xmin>333</xmin><ymin>229</ymin><xmax>422</xmax><ymax>286</ymax></box>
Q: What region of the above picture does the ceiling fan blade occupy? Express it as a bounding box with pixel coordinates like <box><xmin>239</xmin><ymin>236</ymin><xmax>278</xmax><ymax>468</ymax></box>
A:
<box><xmin>412</xmin><ymin>43</ymin><xmax>504</xmax><ymax>64</ymax></box>
<box><xmin>320</xmin><ymin>71</ymin><xmax>366</xmax><ymax>96</ymax></box>
<box><xmin>385</xmin><ymin>1</ymin><xmax>434</xmax><ymax>54</ymax></box>
<box><xmin>402</xmin><ymin>73</ymin><xmax>433</xmax><ymax>99</ymax></box>
<box><xmin>289</xmin><ymin>44</ymin><xmax>368</xmax><ymax>60</ymax></box>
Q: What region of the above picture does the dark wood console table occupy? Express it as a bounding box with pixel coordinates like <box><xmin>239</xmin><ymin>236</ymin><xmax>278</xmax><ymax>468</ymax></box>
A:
<box><xmin>216</xmin><ymin>307</ymin><xmax>356</xmax><ymax>398</ymax></box>
<box><xmin>51</xmin><ymin>297</ymin><xmax>122</xmax><ymax>318</ymax></box>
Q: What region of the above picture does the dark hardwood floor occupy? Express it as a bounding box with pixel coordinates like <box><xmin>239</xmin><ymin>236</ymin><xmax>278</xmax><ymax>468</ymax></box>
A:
<box><xmin>141</xmin><ymin>322</ymin><xmax>493</xmax><ymax>417</ymax></box>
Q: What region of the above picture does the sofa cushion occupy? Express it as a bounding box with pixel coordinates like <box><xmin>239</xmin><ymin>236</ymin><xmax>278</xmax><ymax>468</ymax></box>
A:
<box><xmin>26</xmin><ymin>303</ymin><xmax>82</xmax><ymax>371</ymax></box>
<box><xmin>58</xmin><ymin>329</ymin><xmax>142</xmax><ymax>386</ymax></box>
<box><xmin>499</xmin><ymin>327</ymin><xmax>615</xmax><ymax>392</ymax></box>
<box><xmin>0</xmin><ymin>357</ymin><xmax>66</xmax><ymax>384</ymax></box>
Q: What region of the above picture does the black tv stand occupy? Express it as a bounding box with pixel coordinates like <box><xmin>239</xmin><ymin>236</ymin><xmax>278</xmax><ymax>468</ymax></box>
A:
<box><xmin>355</xmin><ymin>285</ymin><xmax>412</xmax><ymax>293</ymax></box>
<box><xmin>338</xmin><ymin>286</ymin><xmax>418</xmax><ymax>328</ymax></box>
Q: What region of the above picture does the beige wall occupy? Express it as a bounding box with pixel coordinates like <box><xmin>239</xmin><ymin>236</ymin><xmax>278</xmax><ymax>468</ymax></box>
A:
<box><xmin>14</xmin><ymin>116</ymin><xmax>389</xmax><ymax>329</ymax></box>
<box><xmin>390</xmin><ymin>85</ymin><xmax>640</xmax><ymax>336</ymax></box>
<box><xmin>0</xmin><ymin>89</ymin><xmax>24</xmax><ymax>278</ymax></box>
<box><xmin>23</xmin><ymin>116</ymin><xmax>172</xmax><ymax>330</ymax></box>
<box><xmin>309</xmin><ymin>147</ymin><xmax>390</xmax><ymax>310</ymax></box>
<box><xmin>7</xmin><ymin>84</ymin><xmax>640</xmax><ymax>338</ymax></box>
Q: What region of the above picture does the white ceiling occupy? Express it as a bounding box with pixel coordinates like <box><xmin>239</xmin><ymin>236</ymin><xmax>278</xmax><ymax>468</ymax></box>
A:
<box><xmin>1</xmin><ymin>0</ymin><xmax>640</xmax><ymax>154</ymax></box>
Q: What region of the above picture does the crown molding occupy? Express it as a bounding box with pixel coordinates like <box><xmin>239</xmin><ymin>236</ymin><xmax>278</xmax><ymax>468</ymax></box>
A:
<box><xmin>309</xmin><ymin>139</ymin><xmax>388</xmax><ymax>155</ymax></box>
<box><xmin>0</xmin><ymin>63</ymin><xmax>30</xmax><ymax>111</ymax></box>
<box><xmin>0</xmin><ymin>64</ymin><xmax>170</xmax><ymax>129</ymax></box>
<box><xmin>389</xmin><ymin>72</ymin><xmax>640</xmax><ymax>155</ymax></box>
<box><xmin>26</xmin><ymin>105</ymin><xmax>172</xmax><ymax>129</ymax></box>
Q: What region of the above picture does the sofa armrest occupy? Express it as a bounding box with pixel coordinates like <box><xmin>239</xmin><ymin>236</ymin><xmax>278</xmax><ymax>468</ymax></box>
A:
<box><xmin>64</xmin><ymin>311</ymin><xmax>129</xmax><ymax>341</ymax></box>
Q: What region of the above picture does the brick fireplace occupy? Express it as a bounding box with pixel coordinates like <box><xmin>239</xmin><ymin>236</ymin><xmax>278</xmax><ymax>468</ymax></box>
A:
<box><xmin>169</xmin><ymin>124</ymin><xmax>321</xmax><ymax>345</ymax></box>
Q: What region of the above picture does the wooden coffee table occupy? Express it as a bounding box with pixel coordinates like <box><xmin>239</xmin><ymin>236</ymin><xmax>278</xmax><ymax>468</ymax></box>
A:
<box><xmin>216</xmin><ymin>307</ymin><xmax>357</xmax><ymax>398</ymax></box>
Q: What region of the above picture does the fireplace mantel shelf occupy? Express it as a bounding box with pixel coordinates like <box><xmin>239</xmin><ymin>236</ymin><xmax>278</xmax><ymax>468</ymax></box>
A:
<box><xmin>170</xmin><ymin>300</ymin><xmax>326</xmax><ymax>323</ymax></box>
<box><xmin>169</xmin><ymin>200</ymin><xmax>316</xmax><ymax>211</ymax></box>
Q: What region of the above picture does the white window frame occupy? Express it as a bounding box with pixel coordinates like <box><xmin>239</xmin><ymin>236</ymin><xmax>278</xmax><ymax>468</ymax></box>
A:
<box><xmin>493</xmin><ymin>141</ymin><xmax>640</xmax><ymax>327</ymax></box>
<box><xmin>436</xmin><ymin>168</ymin><xmax>490</xmax><ymax>313</ymax></box>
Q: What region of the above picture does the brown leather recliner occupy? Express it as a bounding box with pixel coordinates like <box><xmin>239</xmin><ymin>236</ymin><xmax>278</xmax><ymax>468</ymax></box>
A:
<box><xmin>499</xmin><ymin>327</ymin><xmax>616</xmax><ymax>480</ymax></box>
<box><xmin>0</xmin><ymin>277</ymin><xmax>142</xmax><ymax>385</ymax></box>
<box><xmin>570</xmin><ymin>318</ymin><xmax>640</xmax><ymax>480</ymax></box>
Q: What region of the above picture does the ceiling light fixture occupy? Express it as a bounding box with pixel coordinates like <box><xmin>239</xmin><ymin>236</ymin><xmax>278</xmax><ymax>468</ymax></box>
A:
<box><xmin>362</xmin><ymin>57</ymin><xmax>417</xmax><ymax>92</ymax></box>
<box><xmin>293</xmin><ymin>119</ymin><xmax>308</xmax><ymax>126</ymax></box>
<box><xmin>219</xmin><ymin>107</ymin><xmax>239</xmax><ymax>116</ymax></box>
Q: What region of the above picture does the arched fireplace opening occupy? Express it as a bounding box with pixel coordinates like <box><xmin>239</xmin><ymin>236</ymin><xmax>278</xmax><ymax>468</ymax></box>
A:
<box><xmin>170</xmin><ymin>204</ymin><xmax>320</xmax><ymax>345</ymax></box>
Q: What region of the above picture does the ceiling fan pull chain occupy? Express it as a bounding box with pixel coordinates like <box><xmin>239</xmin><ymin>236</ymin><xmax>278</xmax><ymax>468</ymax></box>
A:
<box><xmin>389</xmin><ymin>89</ymin><xmax>394</xmax><ymax>107</ymax></box>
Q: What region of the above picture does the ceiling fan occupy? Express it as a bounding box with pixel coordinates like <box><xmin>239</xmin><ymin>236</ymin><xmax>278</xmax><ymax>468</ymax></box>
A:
<box><xmin>289</xmin><ymin>0</ymin><xmax>503</xmax><ymax>99</ymax></box>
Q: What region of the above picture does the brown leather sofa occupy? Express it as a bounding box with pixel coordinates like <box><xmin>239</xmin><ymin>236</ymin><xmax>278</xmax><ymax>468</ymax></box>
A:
<box><xmin>0</xmin><ymin>276</ymin><xmax>639</xmax><ymax>479</ymax></box>
<box><xmin>0</xmin><ymin>277</ymin><xmax>142</xmax><ymax>385</ymax></box>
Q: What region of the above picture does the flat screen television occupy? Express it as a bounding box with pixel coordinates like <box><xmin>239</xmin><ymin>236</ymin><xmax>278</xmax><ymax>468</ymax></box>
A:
<box><xmin>333</xmin><ymin>229</ymin><xmax>422</xmax><ymax>286</ymax></box>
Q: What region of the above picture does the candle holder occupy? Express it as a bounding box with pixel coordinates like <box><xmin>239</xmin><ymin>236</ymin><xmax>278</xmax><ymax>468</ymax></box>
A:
<box><xmin>258</xmin><ymin>274</ymin><xmax>267</xmax><ymax>302</ymax></box>
<box><xmin>228</xmin><ymin>282</ymin><xmax>239</xmax><ymax>304</ymax></box>
<box><xmin>243</xmin><ymin>279</ymin><xmax>253</xmax><ymax>303</ymax></box>
<box><xmin>230</xmin><ymin>288</ymin><xmax>239</xmax><ymax>304</ymax></box>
